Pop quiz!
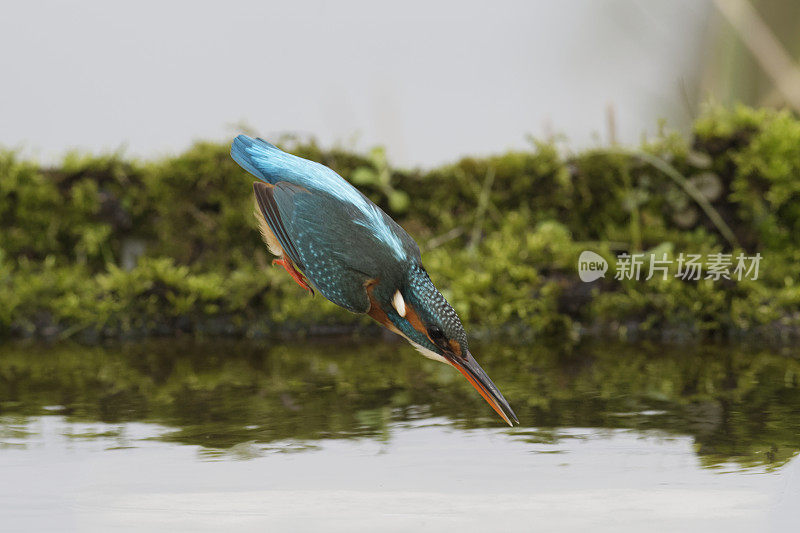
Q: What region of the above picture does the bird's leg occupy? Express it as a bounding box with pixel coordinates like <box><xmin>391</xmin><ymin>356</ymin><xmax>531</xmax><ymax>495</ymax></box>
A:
<box><xmin>272</xmin><ymin>257</ymin><xmax>314</xmax><ymax>294</ymax></box>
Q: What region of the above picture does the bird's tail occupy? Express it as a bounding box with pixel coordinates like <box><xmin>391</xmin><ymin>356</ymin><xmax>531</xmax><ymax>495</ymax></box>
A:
<box><xmin>230</xmin><ymin>134</ymin><xmax>286</xmax><ymax>184</ymax></box>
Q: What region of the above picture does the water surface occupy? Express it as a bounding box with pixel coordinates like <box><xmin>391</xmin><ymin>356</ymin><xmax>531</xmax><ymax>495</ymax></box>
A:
<box><xmin>1</xmin><ymin>340</ymin><xmax>799</xmax><ymax>531</ymax></box>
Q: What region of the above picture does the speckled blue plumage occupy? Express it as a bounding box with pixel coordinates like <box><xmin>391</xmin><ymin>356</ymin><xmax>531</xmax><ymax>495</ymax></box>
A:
<box><xmin>238</xmin><ymin>137</ymin><xmax>417</xmax><ymax>311</ymax></box>
<box><xmin>234</xmin><ymin>136</ymin><xmax>467</xmax><ymax>355</ymax></box>
<box><xmin>255</xmin><ymin>181</ymin><xmax>402</xmax><ymax>312</ymax></box>
<box><xmin>388</xmin><ymin>264</ymin><xmax>468</xmax><ymax>354</ymax></box>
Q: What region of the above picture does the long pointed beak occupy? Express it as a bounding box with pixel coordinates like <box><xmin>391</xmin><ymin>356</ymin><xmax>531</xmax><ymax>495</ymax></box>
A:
<box><xmin>446</xmin><ymin>351</ymin><xmax>519</xmax><ymax>426</ymax></box>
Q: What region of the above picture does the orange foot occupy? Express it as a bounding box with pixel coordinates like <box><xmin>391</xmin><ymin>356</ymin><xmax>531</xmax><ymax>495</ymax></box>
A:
<box><xmin>273</xmin><ymin>257</ymin><xmax>314</xmax><ymax>294</ymax></box>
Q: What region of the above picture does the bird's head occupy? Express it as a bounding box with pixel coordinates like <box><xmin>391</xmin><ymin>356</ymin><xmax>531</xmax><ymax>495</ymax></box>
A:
<box><xmin>367</xmin><ymin>263</ymin><xmax>518</xmax><ymax>426</ymax></box>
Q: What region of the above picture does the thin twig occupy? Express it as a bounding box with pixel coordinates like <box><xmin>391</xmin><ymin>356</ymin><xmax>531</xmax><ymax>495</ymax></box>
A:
<box><xmin>468</xmin><ymin>166</ymin><xmax>496</xmax><ymax>251</ymax></box>
<box><xmin>627</xmin><ymin>150</ymin><xmax>740</xmax><ymax>249</ymax></box>
<box><xmin>606</xmin><ymin>103</ymin><xmax>617</xmax><ymax>146</ymax></box>
<box><xmin>714</xmin><ymin>0</ymin><xmax>800</xmax><ymax>112</ymax></box>
<box><xmin>422</xmin><ymin>226</ymin><xmax>465</xmax><ymax>253</ymax></box>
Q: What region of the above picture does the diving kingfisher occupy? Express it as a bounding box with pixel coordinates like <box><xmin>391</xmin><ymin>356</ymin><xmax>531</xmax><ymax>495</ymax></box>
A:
<box><xmin>231</xmin><ymin>135</ymin><xmax>518</xmax><ymax>425</ymax></box>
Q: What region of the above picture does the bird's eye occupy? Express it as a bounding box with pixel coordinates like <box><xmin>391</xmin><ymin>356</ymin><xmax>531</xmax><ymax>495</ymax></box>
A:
<box><xmin>427</xmin><ymin>326</ymin><xmax>446</xmax><ymax>344</ymax></box>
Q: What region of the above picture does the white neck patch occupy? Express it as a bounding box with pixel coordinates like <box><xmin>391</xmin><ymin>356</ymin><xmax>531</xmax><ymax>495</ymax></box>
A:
<box><xmin>392</xmin><ymin>290</ymin><xmax>406</xmax><ymax>317</ymax></box>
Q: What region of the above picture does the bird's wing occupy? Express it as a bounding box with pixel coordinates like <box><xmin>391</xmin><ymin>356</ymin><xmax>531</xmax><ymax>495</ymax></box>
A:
<box><xmin>232</xmin><ymin>135</ymin><xmax>357</xmax><ymax>196</ymax></box>
<box><xmin>254</xmin><ymin>181</ymin><xmax>405</xmax><ymax>314</ymax></box>
<box><xmin>253</xmin><ymin>182</ymin><xmax>306</xmax><ymax>269</ymax></box>
<box><xmin>233</xmin><ymin>135</ymin><xmax>418</xmax><ymax>262</ymax></box>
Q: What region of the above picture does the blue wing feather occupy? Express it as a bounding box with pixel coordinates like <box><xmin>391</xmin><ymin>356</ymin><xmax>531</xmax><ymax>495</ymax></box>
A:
<box><xmin>232</xmin><ymin>135</ymin><xmax>411</xmax><ymax>260</ymax></box>
<box><xmin>254</xmin><ymin>182</ymin><xmax>381</xmax><ymax>312</ymax></box>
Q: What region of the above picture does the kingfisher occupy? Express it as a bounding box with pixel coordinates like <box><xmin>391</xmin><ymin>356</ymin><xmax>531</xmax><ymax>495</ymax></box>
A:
<box><xmin>231</xmin><ymin>135</ymin><xmax>518</xmax><ymax>426</ymax></box>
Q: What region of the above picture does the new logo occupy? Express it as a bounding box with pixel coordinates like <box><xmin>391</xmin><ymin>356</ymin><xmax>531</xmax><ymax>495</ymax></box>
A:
<box><xmin>578</xmin><ymin>250</ymin><xmax>608</xmax><ymax>282</ymax></box>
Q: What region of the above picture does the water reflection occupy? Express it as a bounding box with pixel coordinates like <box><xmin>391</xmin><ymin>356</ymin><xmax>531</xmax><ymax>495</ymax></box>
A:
<box><xmin>0</xmin><ymin>339</ymin><xmax>798</xmax><ymax>469</ymax></box>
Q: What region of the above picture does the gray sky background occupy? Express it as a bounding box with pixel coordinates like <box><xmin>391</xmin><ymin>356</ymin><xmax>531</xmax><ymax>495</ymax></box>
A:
<box><xmin>0</xmin><ymin>0</ymin><xmax>712</xmax><ymax>167</ymax></box>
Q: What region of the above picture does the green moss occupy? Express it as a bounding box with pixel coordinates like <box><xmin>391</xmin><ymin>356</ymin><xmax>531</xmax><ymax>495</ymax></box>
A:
<box><xmin>729</xmin><ymin>109</ymin><xmax>800</xmax><ymax>248</ymax></box>
<box><xmin>693</xmin><ymin>104</ymin><xmax>769</xmax><ymax>140</ymax></box>
<box><xmin>3</xmin><ymin>105</ymin><xmax>800</xmax><ymax>343</ymax></box>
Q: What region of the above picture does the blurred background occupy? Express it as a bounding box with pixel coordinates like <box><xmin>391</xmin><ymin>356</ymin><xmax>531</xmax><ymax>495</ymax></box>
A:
<box><xmin>3</xmin><ymin>2</ymin><xmax>800</xmax><ymax>531</ymax></box>
<box><xmin>2</xmin><ymin>0</ymin><xmax>797</xmax><ymax>166</ymax></box>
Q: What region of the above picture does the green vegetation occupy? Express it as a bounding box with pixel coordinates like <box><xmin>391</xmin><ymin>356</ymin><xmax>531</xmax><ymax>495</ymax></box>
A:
<box><xmin>1</xmin><ymin>340</ymin><xmax>797</xmax><ymax>469</ymax></box>
<box><xmin>2</xmin><ymin>105</ymin><xmax>800</xmax><ymax>343</ymax></box>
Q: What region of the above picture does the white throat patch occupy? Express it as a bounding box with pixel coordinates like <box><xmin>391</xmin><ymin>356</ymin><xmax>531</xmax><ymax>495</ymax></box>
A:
<box><xmin>409</xmin><ymin>340</ymin><xmax>449</xmax><ymax>365</ymax></box>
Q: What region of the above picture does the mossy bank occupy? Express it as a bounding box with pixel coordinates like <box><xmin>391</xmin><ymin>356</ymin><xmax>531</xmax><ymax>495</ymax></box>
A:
<box><xmin>2</xmin><ymin>105</ymin><xmax>800</xmax><ymax>345</ymax></box>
